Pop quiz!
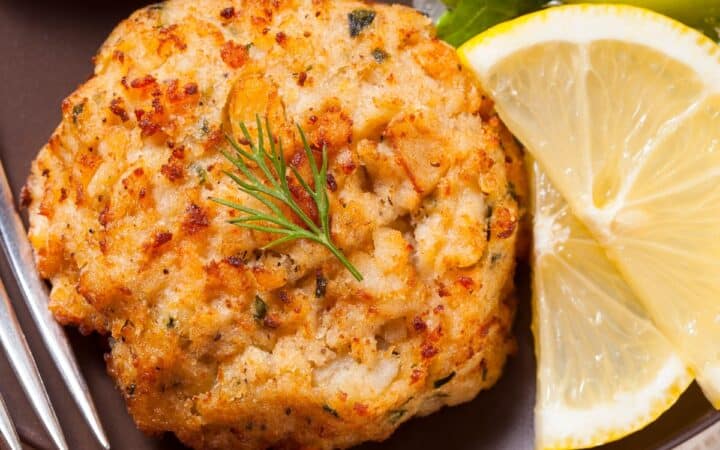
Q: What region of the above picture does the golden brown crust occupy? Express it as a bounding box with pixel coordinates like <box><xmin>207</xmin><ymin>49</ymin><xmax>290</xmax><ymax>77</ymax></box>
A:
<box><xmin>26</xmin><ymin>1</ymin><xmax>525</xmax><ymax>448</ymax></box>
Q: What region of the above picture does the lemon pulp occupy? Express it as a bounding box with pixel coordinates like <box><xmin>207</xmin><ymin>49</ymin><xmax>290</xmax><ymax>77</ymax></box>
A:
<box><xmin>459</xmin><ymin>4</ymin><xmax>720</xmax><ymax>448</ymax></box>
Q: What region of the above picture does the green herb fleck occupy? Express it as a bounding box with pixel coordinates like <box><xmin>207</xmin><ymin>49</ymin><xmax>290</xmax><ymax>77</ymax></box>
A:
<box><xmin>253</xmin><ymin>295</ymin><xmax>268</xmax><ymax>320</ymax></box>
<box><xmin>507</xmin><ymin>182</ymin><xmax>518</xmax><ymax>201</ymax></box>
<box><xmin>72</xmin><ymin>103</ymin><xmax>84</xmax><ymax>124</ymax></box>
<box><xmin>388</xmin><ymin>409</ymin><xmax>406</xmax><ymax>424</ymax></box>
<box><xmin>200</xmin><ymin>119</ymin><xmax>210</xmax><ymax>135</ymax></box>
<box><xmin>372</xmin><ymin>48</ymin><xmax>389</xmax><ymax>63</ymax></box>
<box><xmin>211</xmin><ymin>116</ymin><xmax>363</xmax><ymax>281</ymax></box>
<box><xmin>348</xmin><ymin>9</ymin><xmax>376</xmax><ymax>37</ymax></box>
<box><xmin>433</xmin><ymin>371</ymin><xmax>456</xmax><ymax>388</ymax></box>
<box><xmin>166</xmin><ymin>317</ymin><xmax>176</xmax><ymax>329</ymax></box>
<box><xmin>490</xmin><ymin>252</ymin><xmax>503</xmax><ymax>264</ymax></box>
<box><xmin>245</xmin><ymin>42</ymin><xmax>254</xmax><ymax>50</ymax></box>
<box><xmin>322</xmin><ymin>404</ymin><xmax>340</xmax><ymax>418</ymax></box>
<box><xmin>315</xmin><ymin>271</ymin><xmax>328</xmax><ymax>298</ymax></box>
<box><xmin>485</xmin><ymin>205</ymin><xmax>493</xmax><ymax>241</ymax></box>
<box><xmin>194</xmin><ymin>164</ymin><xmax>208</xmax><ymax>185</ymax></box>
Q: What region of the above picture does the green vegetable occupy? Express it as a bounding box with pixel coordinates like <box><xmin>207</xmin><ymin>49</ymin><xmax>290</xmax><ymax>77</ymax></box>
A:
<box><xmin>212</xmin><ymin>116</ymin><xmax>363</xmax><ymax>281</ymax></box>
<box><xmin>437</xmin><ymin>0</ymin><xmax>545</xmax><ymax>47</ymax></box>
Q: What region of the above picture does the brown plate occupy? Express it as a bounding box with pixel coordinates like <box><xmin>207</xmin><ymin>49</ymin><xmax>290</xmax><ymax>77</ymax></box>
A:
<box><xmin>0</xmin><ymin>1</ymin><xmax>718</xmax><ymax>449</ymax></box>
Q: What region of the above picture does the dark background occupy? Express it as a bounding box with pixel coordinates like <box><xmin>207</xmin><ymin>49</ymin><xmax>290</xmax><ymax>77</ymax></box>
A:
<box><xmin>0</xmin><ymin>1</ymin><xmax>718</xmax><ymax>449</ymax></box>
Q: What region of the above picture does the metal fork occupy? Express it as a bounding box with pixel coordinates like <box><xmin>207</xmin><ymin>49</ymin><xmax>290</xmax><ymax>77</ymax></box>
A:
<box><xmin>0</xmin><ymin>160</ymin><xmax>110</xmax><ymax>450</ymax></box>
<box><xmin>0</xmin><ymin>392</ymin><xmax>21</xmax><ymax>450</ymax></box>
<box><xmin>0</xmin><ymin>271</ymin><xmax>65</xmax><ymax>450</ymax></box>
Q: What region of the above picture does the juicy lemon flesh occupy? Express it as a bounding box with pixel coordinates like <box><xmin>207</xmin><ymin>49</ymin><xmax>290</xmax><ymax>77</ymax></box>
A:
<box><xmin>459</xmin><ymin>4</ymin><xmax>720</xmax><ymax>407</ymax></box>
<box><xmin>531</xmin><ymin>161</ymin><xmax>691</xmax><ymax>450</ymax></box>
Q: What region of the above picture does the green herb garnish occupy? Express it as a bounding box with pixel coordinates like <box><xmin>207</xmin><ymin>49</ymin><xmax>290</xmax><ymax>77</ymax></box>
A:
<box><xmin>349</xmin><ymin>9</ymin><xmax>376</xmax><ymax>37</ymax></box>
<box><xmin>213</xmin><ymin>116</ymin><xmax>362</xmax><ymax>281</ymax></box>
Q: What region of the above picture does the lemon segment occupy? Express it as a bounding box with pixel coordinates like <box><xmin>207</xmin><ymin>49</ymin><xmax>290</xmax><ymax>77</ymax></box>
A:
<box><xmin>531</xmin><ymin>161</ymin><xmax>691</xmax><ymax>450</ymax></box>
<box><xmin>459</xmin><ymin>4</ymin><xmax>720</xmax><ymax>407</ymax></box>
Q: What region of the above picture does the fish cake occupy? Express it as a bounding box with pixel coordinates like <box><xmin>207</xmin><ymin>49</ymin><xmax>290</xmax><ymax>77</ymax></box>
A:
<box><xmin>25</xmin><ymin>0</ymin><xmax>525</xmax><ymax>448</ymax></box>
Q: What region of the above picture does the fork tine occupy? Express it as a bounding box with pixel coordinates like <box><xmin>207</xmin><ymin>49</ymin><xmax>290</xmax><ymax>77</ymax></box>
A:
<box><xmin>0</xmin><ymin>392</ymin><xmax>22</xmax><ymax>450</ymax></box>
<box><xmin>0</xmin><ymin>161</ymin><xmax>109</xmax><ymax>449</ymax></box>
<box><xmin>0</xmin><ymin>278</ymin><xmax>68</xmax><ymax>450</ymax></box>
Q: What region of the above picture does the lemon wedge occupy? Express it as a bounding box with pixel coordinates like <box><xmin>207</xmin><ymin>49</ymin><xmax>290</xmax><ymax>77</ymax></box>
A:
<box><xmin>530</xmin><ymin>159</ymin><xmax>691</xmax><ymax>449</ymax></box>
<box><xmin>460</xmin><ymin>3</ymin><xmax>720</xmax><ymax>404</ymax></box>
<box><xmin>458</xmin><ymin>4</ymin><xmax>720</xmax><ymax>447</ymax></box>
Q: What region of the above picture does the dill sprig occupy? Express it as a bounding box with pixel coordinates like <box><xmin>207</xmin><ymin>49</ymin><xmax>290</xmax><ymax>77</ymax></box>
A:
<box><xmin>211</xmin><ymin>116</ymin><xmax>363</xmax><ymax>281</ymax></box>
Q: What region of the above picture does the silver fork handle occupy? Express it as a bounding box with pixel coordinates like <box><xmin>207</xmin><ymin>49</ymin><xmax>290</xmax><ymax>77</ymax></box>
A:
<box><xmin>0</xmin><ymin>162</ymin><xmax>109</xmax><ymax>450</ymax></box>
<box><xmin>0</xmin><ymin>392</ymin><xmax>21</xmax><ymax>450</ymax></box>
<box><xmin>0</xmin><ymin>277</ymin><xmax>67</xmax><ymax>450</ymax></box>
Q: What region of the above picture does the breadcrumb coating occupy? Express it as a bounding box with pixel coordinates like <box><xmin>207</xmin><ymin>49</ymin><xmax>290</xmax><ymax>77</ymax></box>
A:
<box><xmin>26</xmin><ymin>0</ymin><xmax>527</xmax><ymax>448</ymax></box>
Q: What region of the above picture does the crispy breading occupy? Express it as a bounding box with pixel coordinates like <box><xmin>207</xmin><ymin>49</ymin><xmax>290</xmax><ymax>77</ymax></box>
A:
<box><xmin>25</xmin><ymin>0</ymin><xmax>525</xmax><ymax>448</ymax></box>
